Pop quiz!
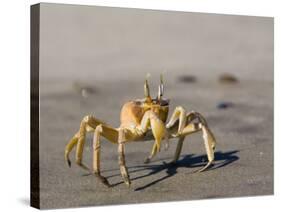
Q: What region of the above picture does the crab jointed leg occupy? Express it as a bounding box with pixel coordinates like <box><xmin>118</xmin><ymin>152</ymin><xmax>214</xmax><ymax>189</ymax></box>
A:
<box><xmin>144</xmin><ymin>143</ymin><xmax>158</xmax><ymax>164</ymax></box>
<box><xmin>65</xmin><ymin>134</ymin><xmax>78</xmax><ymax>167</ymax></box>
<box><xmin>200</xmin><ymin>124</ymin><xmax>216</xmax><ymax>172</ymax></box>
<box><xmin>166</xmin><ymin>106</ymin><xmax>216</xmax><ymax>172</ymax></box>
<box><xmin>166</xmin><ymin>106</ymin><xmax>187</xmax><ymax>134</ymax></box>
<box><xmin>92</xmin><ymin>124</ymin><xmax>110</xmax><ymax>187</ymax></box>
<box><xmin>64</xmin><ymin>115</ymin><xmax>118</xmax><ymax>171</ymax></box>
<box><xmin>118</xmin><ymin>128</ymin><xmax>131</xmax><ymax>186</ymax></box>
<box><xmin>169</xmin><ymin>111</ymin><xmax>201</xmax><ymax>163</ymax></box>
<box><xmin>76</xmin><ymin>123</ymin><xmax>90</xmax><ymax>171</ymax></box>
<box><xmin>166</xmin><ymin>106</ymin><xmax>192</xmax><ymax>163</ymax></box>
<box><xmin>171</xmin><ymin>136</ymin><xmax>185</xmax><ymax>164</ymax></box>
<box><xmin>181</xmin><ymin>122</ymin><xmax>216</xmax><ymax>172</ymax></box>
<box><xmin>65</xmin><ymin>116</ymin><xmax>91</xmax><ymax>171</ymax></box>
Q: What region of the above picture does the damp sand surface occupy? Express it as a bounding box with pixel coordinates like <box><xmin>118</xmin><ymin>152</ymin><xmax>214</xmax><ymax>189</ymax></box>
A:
<box><xmin>37</xmin><ymin>3</ymin><xmax>273</xmax><ymax>209</ymax></box>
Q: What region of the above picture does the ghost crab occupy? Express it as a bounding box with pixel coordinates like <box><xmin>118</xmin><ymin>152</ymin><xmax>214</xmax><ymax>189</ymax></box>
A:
<box><xmin>65</xmin><ymin>75</ymin><xmax>216</xmax><ymax>187</ymax></box>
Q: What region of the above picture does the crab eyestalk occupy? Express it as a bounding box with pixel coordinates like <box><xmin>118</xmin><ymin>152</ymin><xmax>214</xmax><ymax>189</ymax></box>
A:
<box><xmin>157</xmin><ymin>74</ymin><xmax>164</xmax><ymax>101</ymax></box>
<box><xmin>144</xmin><ymin>75</ymin><xmax>152</xmax><ymax>103</ymax></box>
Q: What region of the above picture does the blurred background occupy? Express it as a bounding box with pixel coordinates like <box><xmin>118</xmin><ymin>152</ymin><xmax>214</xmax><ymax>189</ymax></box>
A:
<box><xmin>38</xmin><ymin>3</ymin><xmax>273</xmax><ymax>209</ymax></box>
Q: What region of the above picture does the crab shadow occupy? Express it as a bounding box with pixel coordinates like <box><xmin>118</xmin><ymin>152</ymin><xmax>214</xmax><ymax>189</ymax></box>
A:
<box><xmin>108</xmin><ymin>150</ymin><xmax>239</xmax><ymax>191</ymax></box>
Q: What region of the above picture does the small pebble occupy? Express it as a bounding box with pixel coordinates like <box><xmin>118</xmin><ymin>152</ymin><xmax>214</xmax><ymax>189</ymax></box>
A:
<box><xmin>178</xmin><ymin>75</ymin><xmax>197</xmax><ymax>83</ymax></box>
<box><xmin>72</xmin><ymin>82</ymin><xmax>98</xmax><ymax>98</ymax></box>
<box><xmin>217</xmin><ymin>102</ymin><xmax>234</xmax><ymax>109</ymax></box>
<box><xmin>219</xmin><ymin>73</ymin><xmax>239</xmax><ymax>84</ymax></box>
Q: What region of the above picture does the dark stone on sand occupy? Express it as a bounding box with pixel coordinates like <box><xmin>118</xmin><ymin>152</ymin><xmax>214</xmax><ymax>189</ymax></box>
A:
<box><xmin>217</xmin><ymin>101</ymin><xmax>234</xmax><ymax>109</ymax></box>
<box><xmin>219</xmin><ymin>73</ymin><xmax>239</xmax><ymax>84</ymax></box>
<box><xmin>178</xmin><ymin>75</ymin><xmax>197</xmax><ymax>83</ymax></box>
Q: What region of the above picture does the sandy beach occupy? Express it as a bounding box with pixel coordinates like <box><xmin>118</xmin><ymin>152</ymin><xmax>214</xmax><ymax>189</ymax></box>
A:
<box><xmin>37</xmin><ymin>3</ymin><xmax>273</xmax><ymax>209</ymax></box>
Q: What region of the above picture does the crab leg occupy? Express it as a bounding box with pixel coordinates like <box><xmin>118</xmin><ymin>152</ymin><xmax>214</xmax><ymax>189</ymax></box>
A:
<box><xmin>171</xmin><ymin>136</ymin><xmax>185</xmax><ymax>164</ymax></box>
<box><xmin>92</xmin><ymin>125</ymin><xmax>110</xmax><ymax>187</ymax></box>
<box><xmin>75</xmin><ymin>137</ymin><xmax>90</xmax><ymax>171</ymax></box>
<box><xmin>180</xmin><ymin>121</ymin><xmax>216</xmax><ymax>172</ymax></box>
<box><xmin>167</xmin><ymin>107</ymin><xmax>216</xmax><ymax>172</ymax></box>
<box><xmin>65</xmin><ymin>115</ymin><xmax>118</xmax><ymax>171</ymax></box>
<box><xmin>168</xmin><ymin>110</ymin><xmax>197</xmax><ymax>164</ymax></box>
<box><xmin>198</xmin><ymin>124</ymin><xmax>216</xmax><ymax>172</ymax></box>
<box><xmin>65</xmin><ymin>134</ymin><xmax>78</xmax><ymax>167</ymax></box>
<box><xmin>171</xmin><ymin>122</ymin><xmax>199</xmax><ymax>164</ymax></box>
<box><xmin>166</xmin><ymin>106</ymin><xmax>187</xmax><ymax>133</ymax></box>
<box><xmin>74</xmin><ymin>118</ymin><xmax>91</xmax><ymax>171</ymax></box>
<box><xmin>144</xmin><ymin>142</ymin><xmax>158</xmax><ymax>164</ymax></box>
<box><xmin>65</xmin><ymin>116</ymin><xmax>95</xmax><ymax>169</ymax></box>
<box><xmin>118</xmin><ymin>128</ymin><xmax>131</xmax><ymax>186</ymax></box>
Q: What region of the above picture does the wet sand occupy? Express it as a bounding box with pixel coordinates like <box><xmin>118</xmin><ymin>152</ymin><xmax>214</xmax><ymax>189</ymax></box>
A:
<box><xmin>37</xmin><ymin>3</ymin><xmax>273</xmax><ymax>209</ymax></box>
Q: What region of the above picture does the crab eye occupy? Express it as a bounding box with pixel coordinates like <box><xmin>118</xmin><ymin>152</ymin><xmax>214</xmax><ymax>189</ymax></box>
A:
<box><xmin>157</xmin><ymin>74</ymin><xmax>164</xmax><ymax>100</ymax></box>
